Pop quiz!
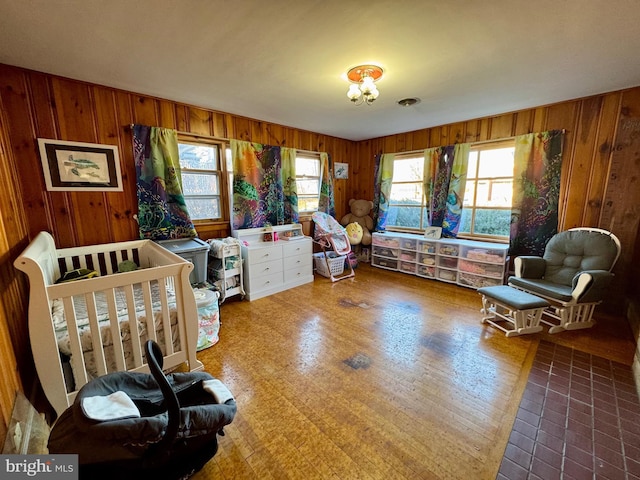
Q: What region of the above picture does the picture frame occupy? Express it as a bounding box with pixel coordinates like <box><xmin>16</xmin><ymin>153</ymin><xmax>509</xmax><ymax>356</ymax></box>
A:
<box><xmin>38</xmin><ymin>138</ymin><xmax>123</xmax><ymax>191</ymax></box>
<box><xmin>424</xmin><ymin>226</ymin><xmax>442</xmax><ymax>239</ymax></box>
<box><xmin>334</xmin><ymin>162</ymin><xmax>349</xmax><ymax>179</ymax></box>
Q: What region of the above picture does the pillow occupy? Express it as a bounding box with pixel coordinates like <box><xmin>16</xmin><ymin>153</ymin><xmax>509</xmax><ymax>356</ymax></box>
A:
<box><xmin>55</xmin><ymin>268</ymin><xmax>98</xmax><ymax>284</ymax></box>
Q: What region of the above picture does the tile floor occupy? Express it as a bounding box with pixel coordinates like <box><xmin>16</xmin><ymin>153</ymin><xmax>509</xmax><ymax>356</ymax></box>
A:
<box><xmin>498</xmin><ymin>340</ymin><xmax>640</xmax><ymax>480</ymax></box>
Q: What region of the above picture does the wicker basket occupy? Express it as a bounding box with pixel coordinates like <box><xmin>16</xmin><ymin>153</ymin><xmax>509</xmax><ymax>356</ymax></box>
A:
<box><xmin>313</xmin><ymin>252</ymin><xmax>346</xmax><ymax>277</ymax></box>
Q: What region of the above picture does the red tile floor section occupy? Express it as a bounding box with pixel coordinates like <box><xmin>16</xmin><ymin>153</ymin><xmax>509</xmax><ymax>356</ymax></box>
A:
<box><xmin>498</xmin><ymin>340</ymin><xmax>640</xmax><ymax>480</ymax></box>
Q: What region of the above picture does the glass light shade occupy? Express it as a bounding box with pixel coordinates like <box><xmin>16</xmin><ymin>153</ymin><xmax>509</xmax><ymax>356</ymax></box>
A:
<box><xmin>360</xmin><ymin>76</ymin><xmax>375</xmax><ymax>94</ymax></box>
<box><xmin>347</xmin><ymin>84</ymin><xmax>361</xmax><ymax>100</ymax></box>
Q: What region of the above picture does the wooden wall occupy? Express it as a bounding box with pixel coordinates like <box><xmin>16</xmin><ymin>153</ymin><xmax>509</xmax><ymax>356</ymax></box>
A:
<box><xmin>0</xmin><ymin>62</ymin><xmax>639</xmax><ymax>430</ymax></box>
<box><xmin>352</xmin><ymin>89</ymin><xmax>640</xmax><ymax>312</ymax></box>
<box><xmin>0</xmin><ymin>64</ymin><xmax>354</xmax><ymax>247</ymax></box>
<box><xmin>0</xmin><ymin>90</ymin><xmax>27</xmax><ymax>445</ymax></box>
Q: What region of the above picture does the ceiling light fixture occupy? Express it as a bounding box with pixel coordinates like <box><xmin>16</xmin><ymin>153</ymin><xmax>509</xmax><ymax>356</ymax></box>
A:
<box><xmin>346</xmin><ymin>65</ymin><xmax>384</xmax><ymax>105</ymax></box>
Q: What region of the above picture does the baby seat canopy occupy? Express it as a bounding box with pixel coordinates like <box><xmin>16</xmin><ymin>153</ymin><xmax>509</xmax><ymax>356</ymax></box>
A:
<box><xmin>312</xmin><ymin>211</ymin><xmax>351</xmax><ymax>255</ymax></box>
<box><xmin>48</xmin><ymin>340</ymin><xmax>236</xmax><ymax>479</ymax></box>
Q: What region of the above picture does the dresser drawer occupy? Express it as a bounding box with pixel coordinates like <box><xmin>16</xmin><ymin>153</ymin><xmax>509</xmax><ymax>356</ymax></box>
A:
<box><xmin>282</xmin><ymin>239</ymin><xmax>312</xmax><ymax>257</ymax></box>
<box><xmin>245</xmin><ymin>245</ymin><xmax>282</xmax><ymax>266</ymax></box>
<box><xmin>246</xmin><ymin>270</ymin><xmax>284</xmax><ymax>292</ymax></box>
<box><xmin>284</xmin><ymin>264</ymin><xmax>312</xmax><ymax>283</ymax></box>
<box><xmin>283</xmin><ymin>252</ymin><xmax>311</xmax><ymax>270</ymax></box>
<box><xmin>248</xmin><ymin>258</ymin><xmax>283</xmax><ymax>277</ymax></box>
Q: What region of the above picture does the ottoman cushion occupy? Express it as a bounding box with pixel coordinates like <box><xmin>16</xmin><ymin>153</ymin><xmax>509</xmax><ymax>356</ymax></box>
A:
<box><xmin>477</xmin><ymin>285</ymin><xmax>549</xmax><ymax>310</ymax></box>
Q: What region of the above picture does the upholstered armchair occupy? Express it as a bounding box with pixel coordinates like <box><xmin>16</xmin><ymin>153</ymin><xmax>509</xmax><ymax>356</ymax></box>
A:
<box><xmin>508</xmin><ymin>227</ymin><xmax>621</xmax><ymax>333</ymax></box>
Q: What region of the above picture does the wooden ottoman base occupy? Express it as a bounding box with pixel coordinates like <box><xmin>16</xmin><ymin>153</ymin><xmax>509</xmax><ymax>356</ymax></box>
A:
<box><xmin>478</xmin><ymin>285</ymin><xmax>550</xmax><ymax>337</ymax></box>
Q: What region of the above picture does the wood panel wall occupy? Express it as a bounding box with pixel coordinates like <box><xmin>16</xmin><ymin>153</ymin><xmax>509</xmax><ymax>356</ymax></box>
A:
<box><xmin>0</xmin><ymin>62</ymin><xmax>639</xmax><ymax>426</ymax></box>
<box><xmin>353</xmin><ymin>89</ymin><xmax>640</xmax><ymax>311</ymax></box>
<box><xmin>0</xmin><ymin>90</ymin><xmax>28</xmax><ymax>445</ymax></box>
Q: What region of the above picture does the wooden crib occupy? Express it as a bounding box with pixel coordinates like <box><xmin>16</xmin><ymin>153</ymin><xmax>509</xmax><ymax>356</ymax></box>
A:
<box><xmin>14</xmin><ymin>231</ymin><xmax>204</xmax><ymax>416</ymax></box>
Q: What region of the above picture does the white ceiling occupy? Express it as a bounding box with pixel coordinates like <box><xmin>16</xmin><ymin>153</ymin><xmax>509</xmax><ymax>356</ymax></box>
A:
<box><xmin>1</xmin><ymin>1</ymin><xmax>640</xmax><ymax>141</ymax></box>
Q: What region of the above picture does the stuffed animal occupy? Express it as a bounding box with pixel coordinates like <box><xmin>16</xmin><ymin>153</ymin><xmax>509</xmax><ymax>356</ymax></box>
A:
<box><xmin>345</xmin><ymin>222</ymin><xmax>364</xmax><ymax>245</ymax></box>
<box><xmin>341</xmin><ymin>198</ymin><xmax>374</xmax><ymax>246</ymax></box>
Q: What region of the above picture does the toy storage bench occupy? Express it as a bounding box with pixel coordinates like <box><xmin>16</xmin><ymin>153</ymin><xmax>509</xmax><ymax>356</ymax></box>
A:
<box><xmin>477</xmin><ymin>285</ymin><xmax>550</xmax><ymax>337</ymax></box>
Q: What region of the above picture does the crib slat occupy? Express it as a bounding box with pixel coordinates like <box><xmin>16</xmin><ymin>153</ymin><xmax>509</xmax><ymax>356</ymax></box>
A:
<box><xmin>172</xmin><ymin>274</ymin><xmax>188</xmax><ymax>356</ymax></box>
<box><xmin>140</xmin><ymin>280</ymin><xmax>158</xmax><ymax>344</ymax></box>
<box><xmin>104</xmin><ymin>289</ymin><xmax>127</xmax><ymax>372</ymax></box>
<box><xmin>123</xmin><ymin>283</ymin><xmax>144</xmax><ymax>368</ymax></box>
<box><xmin>61</xmin><ymin>296</ymin><xmax>89</xmax><ymax>388</ymax></box>
<box><xmin>158</xmin><ymin>277</ymin><xmax>174</xmax><ymax>355</ymax></box>
<box><xmin>84</xmin><ymin>292</ymin><xmax>109</xmax><ymax>377</ymax></box>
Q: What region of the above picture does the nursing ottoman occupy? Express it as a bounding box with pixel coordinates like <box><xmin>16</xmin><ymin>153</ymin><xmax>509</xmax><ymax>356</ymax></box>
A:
<box><xmin>478</xmin><ymin>285</ymin><xmax>550</xmax><ymax>337</ymax></box>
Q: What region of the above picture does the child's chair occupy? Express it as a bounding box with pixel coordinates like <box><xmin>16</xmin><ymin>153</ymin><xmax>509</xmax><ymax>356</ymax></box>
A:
<box><xmin>312</xmin><ymin>211</ymin><xmax>355</xmax><ymax>282</ymax></box>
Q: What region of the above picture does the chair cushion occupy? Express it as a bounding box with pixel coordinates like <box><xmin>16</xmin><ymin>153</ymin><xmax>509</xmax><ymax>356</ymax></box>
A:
<box><xmin>542</xmin><ymin>230</ymin><xmax>618</xmax><ymax>286</ymax></box>
<box><xmin>508</xmin><ymin>276</ymin><xmax>574</xmax><ymax>302</ymax></box>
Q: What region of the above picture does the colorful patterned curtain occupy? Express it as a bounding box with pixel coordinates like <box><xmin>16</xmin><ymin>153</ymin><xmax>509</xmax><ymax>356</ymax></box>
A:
<box><xmin>281</xmin><ymin>146</ymin><xmax>299</xmax><ymax>224</ymax></box>
<box><xmin>318</xmin><ymin>152</ymin><xmax>335</xmax><ymax>217</ymax></box>
<box><xmin>231</xmin><ymin>140</ymin><xmax>299</xmax><ymax>229</ymax></box>
<box><xmin>510</xmin><ymin>130</ymin><xmax>564</xmax><ymax>257</ymax></box>
<box><xmin>423</xmin><ymin>143</ymin><xmax>470</xmax><ymax>237</ymax></box>
<box><xmin>373</xmin><ymin>153</ymin><xmax>395</xmax><ymax>231</ymax></box>
<box><xmin>132</xmin><ymin>124</ymin><xmax>196</xmax><ymax>240</ymax></box>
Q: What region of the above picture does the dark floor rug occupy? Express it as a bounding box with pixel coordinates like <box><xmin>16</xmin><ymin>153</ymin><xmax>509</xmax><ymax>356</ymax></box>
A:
<box><xmin>497</xmin><ymin>340</ymin><xmax>640</xmax><ymax>480</ymax></box>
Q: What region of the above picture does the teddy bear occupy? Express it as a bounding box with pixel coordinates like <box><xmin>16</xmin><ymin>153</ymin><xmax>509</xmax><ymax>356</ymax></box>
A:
<box><xmin>341</xmin><ymin>198</ymin><xmax>374</xmax><ymax>247</ymax></box>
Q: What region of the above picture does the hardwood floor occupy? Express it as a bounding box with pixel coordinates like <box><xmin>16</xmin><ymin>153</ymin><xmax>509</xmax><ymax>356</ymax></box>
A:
<box><xmin>192</xmin><ymin>264</ymin><xmax>637</xmax><ymax>479</ymax></box>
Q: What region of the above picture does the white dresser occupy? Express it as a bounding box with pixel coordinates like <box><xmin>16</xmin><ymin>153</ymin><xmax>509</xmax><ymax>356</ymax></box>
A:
<box><xmin>234</xmin><ymin>224</ymin><xmax>313</xmax><ymax>301</ymax></box>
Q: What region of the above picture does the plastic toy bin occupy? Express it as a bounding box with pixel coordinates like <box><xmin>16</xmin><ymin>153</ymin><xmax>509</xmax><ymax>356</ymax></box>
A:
<box><xmin>313</xmin><ymin>252</ymin><xmax>345</xmax><ymax>277</ymax></box>
<box><xmin>156</xmin><ymin>237</ymin><xmax>210</xmax><ymax>284</ymax></box>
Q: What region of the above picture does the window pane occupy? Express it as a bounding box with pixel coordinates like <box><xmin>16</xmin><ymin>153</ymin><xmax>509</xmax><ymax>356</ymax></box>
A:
<box><xmin>298</xmin><ymin>197</ymin><xmax>319</xmax><ymax>212</ymax></box>
<box><xmin>182</xmin><ymin>172</ymin><xmax>219</xmax><ymax>195</ymax></box>
<box><xmin>463</xmin><ymin>182</ymin><xmax>476</xmax><ymax>207</ymax></box>
<box><xmin>386</xmin><ymin>205</ymin><xmax>423</xmax><ymax>229</ymax></box>
<box><xmin>185</xmin><ymin>197</ymin><xmax>220</xmax><ymax>220</ymax></box>
<box><xmin>477</xmin><ymin>147</ymin><xmax>513</xmax><ymax>177</ymax></box>
<box><xmin>467</xmin><ymin>151</ymin><xmax>478</xmax><ymax>179</ymax></box>
<box><xmin>472</xmin><ymin>209</ymin><xmax>511</xmax><ymax>236</ymax></box>
<box><xmin>178</xmin><ymin>144</ymin><xmax>218</xmax><ymax>170</ymax></box>
<box><xmin>393</xmin><ymin>157</ymin><xmax>423</xmax><ymax>182</ymax></box>
<box><xmin>390</xmin><ymin>183</ymin><xmax>423</xmax><ymax>204</ymax></box>
<box><xmin>296</xmin><ymin>178</ymin><xmax>319</xmax><ymax>195</ymax></box>
<box><xmin>296</xmin><ymin>157</ymin><xmax>319</xmax><ymax>176</ymax></box>
<box><xmin>475</xmin><ymin>179</ymin><xmax>512</xmax><ymax>207</ymax></box>
<box><xmin>459</xmin><ymin>208</ymin><xmax>472</xmax><ymax>233</ymax></box>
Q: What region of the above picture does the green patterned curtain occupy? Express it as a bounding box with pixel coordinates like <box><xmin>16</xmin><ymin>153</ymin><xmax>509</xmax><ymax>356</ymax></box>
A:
<box><xmin>373</xmin><ymin>153</ymin><xmax>395</xmax><ymax>231</ymax></box>
<box><xmin>133</xmin><ymin>124</ymin><xmax>196</xmax><ymax>239</ymax></box>
<box><xmin>510</xmin><ymin>130</ymin><xmax>564</xmax><ymax>257</ymax></box>
<box><xmin>231</xmin><ymin>140</ymin><xmax>298</xmax><ymax>229</ymax></box>
<box><xmin>318</xmin><ymin>152</ymin><xmax>335</xmax><ymax>217</ymax></box>
<box><xmin>423</xmin><ymin>143</ymin><xmax>470</xmax><ymax>237</ymax></box>
<box><xmin>281</xmin><ymin>146</ymin><xmax>298</xmax><ymax>222</ymax></box>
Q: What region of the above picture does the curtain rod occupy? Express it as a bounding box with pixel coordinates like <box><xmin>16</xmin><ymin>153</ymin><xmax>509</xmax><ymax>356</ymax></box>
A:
<box><xmin>127</xmin><ymin>124</ymin><xmax>228</xmax><ymax>143</ymax></box>
<box><xmin>127</xmin><ymin>124</ymin><xmax>324</xmax><ymax>155</ymax></box>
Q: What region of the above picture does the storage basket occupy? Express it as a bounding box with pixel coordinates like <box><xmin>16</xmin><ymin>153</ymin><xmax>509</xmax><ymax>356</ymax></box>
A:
<box><xmin>313</xmin><ymin>252</ymin><xmax>346</xmax><ymax>277</ymax></box>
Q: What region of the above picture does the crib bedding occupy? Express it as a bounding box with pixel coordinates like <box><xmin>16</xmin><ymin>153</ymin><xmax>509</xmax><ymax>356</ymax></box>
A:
<box><xmin>52</xmin><ymin>281</ymin><xmax>181</xmax><ymax>379</ymax></box>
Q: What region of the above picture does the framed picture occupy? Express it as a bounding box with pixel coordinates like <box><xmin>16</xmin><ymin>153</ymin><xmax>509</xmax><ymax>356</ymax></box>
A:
<box><xmin>424</xmin><ymin>226</ymin><xmax>442</xmax><ymax>239</ymax></box>
<box><xmin>38</xmin><ymin>138</ymin><xmax>123</xmax><ymax>191</ymax></box>
<box><xmin>334</xmin><ymin>162</ymin><xmax>349</xmax><ymax>179</ymax></box>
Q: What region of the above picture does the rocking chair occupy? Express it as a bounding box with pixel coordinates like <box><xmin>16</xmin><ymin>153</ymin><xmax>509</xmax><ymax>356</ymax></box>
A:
<box><xmin>508</xmin><ymin>227</ymin><xmax>621</xmax><ymax>333</ymax></box>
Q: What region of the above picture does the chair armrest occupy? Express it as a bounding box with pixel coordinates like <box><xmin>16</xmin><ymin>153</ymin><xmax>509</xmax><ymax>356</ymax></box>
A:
<box><xmin>571</xmin><ymin>270</ymin><xmax>614</xmax><ymax>303</ymax></box>
<box><xmin>514</xmin><ymin>256</ymin><xmax>546</xmax><ymax>279</ymax></box>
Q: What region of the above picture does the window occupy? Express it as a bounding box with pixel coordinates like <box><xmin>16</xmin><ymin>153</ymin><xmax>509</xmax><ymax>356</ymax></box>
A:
<box><xmin>295</xmin><ymin>154</ymin><xmax>321</xmax><ymax>212</ymax></box>
<box><xmin>177</xmin><ymin>140</ymin><xmax>227</xmax><ymax>221</ymax></box>
<box><xmin>385</xmin><ymin>153</ymin><xmax>427</xmax><ymax>230</ymax></box>
<box><xmin>384</xmin><ymin>141</ymin><xmax>515</xmax><ymax>239</ymax></box>
<box><xmin>459</xmin><ymin>141</ymin><xmax>514</xmax><ymax>239</ymax></box>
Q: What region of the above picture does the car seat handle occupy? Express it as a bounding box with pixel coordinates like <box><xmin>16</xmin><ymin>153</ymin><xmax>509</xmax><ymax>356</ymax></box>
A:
<box><xmin>144</xmin><ymin>340</ymin><xmax>181</xmax><ymax>465</ymax></box>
